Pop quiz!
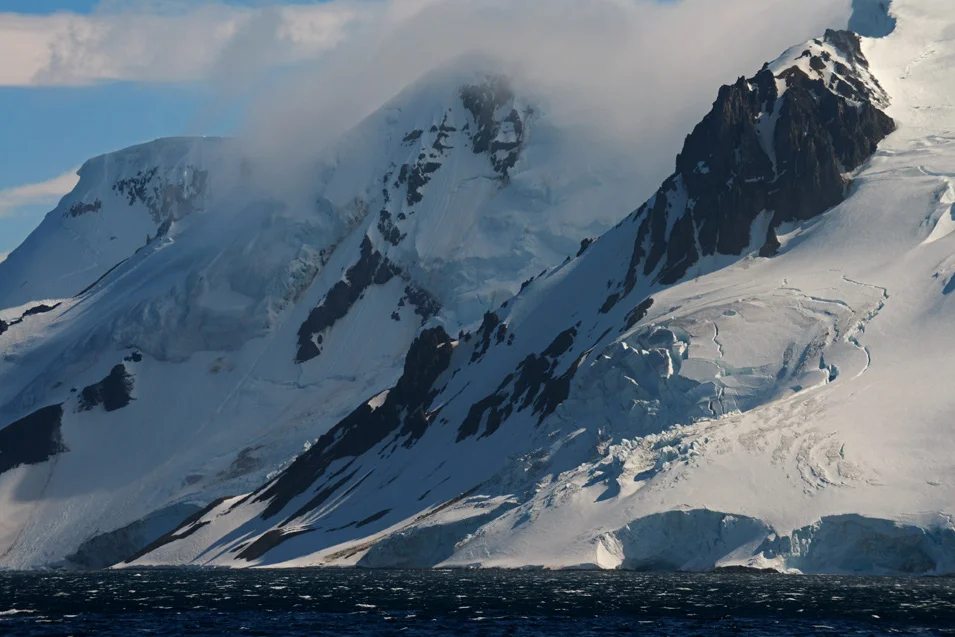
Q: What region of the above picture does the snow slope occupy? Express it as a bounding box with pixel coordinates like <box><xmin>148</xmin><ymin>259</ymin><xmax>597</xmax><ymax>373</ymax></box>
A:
<box><xmin>5</xmin><ymin>0</ymin><xmax>955</xmax><ymax>576</ymax></box>
<box><xmin>0</xmin><ymin>61</ymin><xmax>645</xmax><ymax>570</ymax></box>
<box><xmin>119</xmin><ymin>0</ymin><xmax>955</xmax><ymax>575</ymax></box>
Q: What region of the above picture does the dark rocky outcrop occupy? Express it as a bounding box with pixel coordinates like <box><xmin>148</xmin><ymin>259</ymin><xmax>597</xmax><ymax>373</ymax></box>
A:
<box><xmin>113</xmin><ymin>165</ymin><xmax>208</xmax><ymax>225</ymax></box>
<box><xmin>624</xmin><ymin>297</ymin><xmax>655</xmax><ymax>331</ymax></box>
<box><xmin>406</xmin><ymin>161</ymin><xmax>443</xmax><ymax>207</ymax></box>
<box><xmin>461</xmin><ymin>77</ymin><xmax>525</xmax><ymax>180</ymax></box>
<box><xmin>373</xmin><ymin>79</ymin><xmax>527</xmax><ymax>251</ymax></box>
<box><xmin>22</xmin><ymin>303</ymin><xmax>60</xmax><ymax>317</ymax></box>
<box><xmin>355</xmin><ymin>508</ymin><xmax>391</xmax><ymax>529</ymax></box>
<box><xmin>457</xmin><ymin>326</ymin><xmax>582</xmax><ymax>441</ymax></box>
<box><xmin>470</xmin><ymin>311</ymin><xmax>502</xmax><ymax>363</ymax></box>
<box><xmin>0</xmin><ymin>404</ymin><xmax>67</xmax><ymax>476</ymax></box>
<box><xmin>259</xmin><ymin>327</ymin><xmax>454</xmax><ymax>521</ymax></box>
<box><xmin>67</xmin><ymin>199</ymin><xmax>102</xmax><ymax>218</ymax></box>
<box><xmin>380</xmin><ymin>114</ymin><xmax>459</xmax><ymax>247</ymax></box>
<box><xmin>602</xmin><ymin>30</ymin><xmax>895</xmax><ymax>313</ymax></box>
<box><xmin>402</xmin><ymin>129</ymin><xmax>423</xmax><ymax>144</ymax></box>
<box><xmin>296</xmin><ymin>237</ymin><xmax>400</xmax><ymax>363</ymax></box>
<box><xmin>377</xmin><ymin>209</ymin><xmax>405</xmax><ymax>246</ymax></box>
<box><xmin>295</xmin><ymin>237</ymin><xmax>440</xmax><ymax>363</ymax></box>
<box><xmin>1</xmin><ymin>302</ymin><xmax>65</xmax><ymax>336</ymax></box>
<box><xmin>78</xmin><ymin>364</ymin><xmax>135</xmax><ymax>412</ymax></box>
<box><xmin>403</xmin><ymin>284</ymin><xmax>441</xmax><ymax>322</ymax></box>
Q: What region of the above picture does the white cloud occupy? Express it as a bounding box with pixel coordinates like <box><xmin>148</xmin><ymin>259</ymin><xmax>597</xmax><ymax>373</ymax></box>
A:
<box><xmin>240</xmin><ymin>0</ymin><xmax>853</xmax><ymax>191</ymax></box>
<box><xmin>0</xmin><ymin>170</ymin><xmax>80</xmax><ymax>218</ymax></box>
<box><xmin>0</xmin><ymin>0</ymin><xmax>857</xmax><ymax>205</ymax></box>
<box><xmin>0</xmin><ymin>252</ymin><xmax>8</xmax><ymax>264</ymax></box>
<box><xmin>0</xmin><ymin>0</ymin><xmax>854</xmax><ymax>93</ymax></box>
<box><xmin>0</xmin><ymin>2</ymin><xmax>366</xmax><ymax>87</ymax></box>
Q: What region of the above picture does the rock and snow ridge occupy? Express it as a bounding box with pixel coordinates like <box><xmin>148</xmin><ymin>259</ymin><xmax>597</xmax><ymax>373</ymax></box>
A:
<box><xmin>5</xmin><ymin>0</ymin><xmax>955</xmax><ymax>575</ymax></box>
<box><xmin>123</xmin><ymin>9</ymin><xmax>955</xmax><ymax>575</ymax></box>
<box><xmin>0</xmin><ymin>63</ymin><xmax>641</xmax><ymax>570</ymax></box>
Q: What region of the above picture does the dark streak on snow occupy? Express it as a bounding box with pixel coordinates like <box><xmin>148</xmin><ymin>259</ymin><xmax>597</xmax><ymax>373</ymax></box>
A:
<box><xmin>1</xmin><ymin>302</ymin><xmax>63</xmax><ymax>337</ymax></box>
<box><xmin>236</xmin><ymin>528</ymin><xmax>317</xmax><ymax>562</ymax></box>
<box><xmin>124</xmin><ymin>497</ymin><xmax>232</xmax><ymax>564</ymax></box>
<box><xmin>470</xmin><ymin>312</ymin><xmax>501</xmax><ymax>364</ymax></box>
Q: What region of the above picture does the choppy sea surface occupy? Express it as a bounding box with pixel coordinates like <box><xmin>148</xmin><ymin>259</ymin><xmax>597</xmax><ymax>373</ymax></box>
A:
<box><xmin>1</xmin><ymin>569</ymin><xmax>953</xmax><ymax>635</ymax></box>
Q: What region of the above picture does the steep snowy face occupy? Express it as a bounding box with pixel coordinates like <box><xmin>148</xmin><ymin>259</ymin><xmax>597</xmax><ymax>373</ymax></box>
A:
<box><xmin>0</xmin><ymin>64</ymin><xmax>643</xmax><ymax>570</ymax></box>
<box><xmin>125</xmin><ymin>28</ymin><xmax>933</xmax><ymax>574</ymax></box>
<box><xmin>309</xmin><ymin>67</ymin><xmax>644</xmax><ymax>329</ymax></box>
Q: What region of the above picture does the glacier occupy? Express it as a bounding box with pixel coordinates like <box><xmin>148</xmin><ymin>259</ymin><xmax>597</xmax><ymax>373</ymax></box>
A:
<box><xmin>2</xmin><ymin>0</ymin><xmax>955</xmax><ymax>576</ymax></box>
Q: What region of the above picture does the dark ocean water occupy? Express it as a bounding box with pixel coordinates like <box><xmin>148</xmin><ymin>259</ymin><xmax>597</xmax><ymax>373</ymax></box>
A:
<box><xmin>0</xmin><ymin>569</ymin><xmax>953</xmax><ymax>636</ymax></box>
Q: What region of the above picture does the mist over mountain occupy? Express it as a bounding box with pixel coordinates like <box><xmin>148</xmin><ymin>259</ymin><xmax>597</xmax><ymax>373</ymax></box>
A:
<box><xmin>2</xmin><ymin>0</ymin><xmax>955</xmax><ymax>575</ymax></box>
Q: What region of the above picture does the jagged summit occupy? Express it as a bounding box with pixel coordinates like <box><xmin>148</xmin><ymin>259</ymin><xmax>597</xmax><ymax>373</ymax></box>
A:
<box><xmin>600</xmin><ymin>29</ymin><xmax>894</xmax><ymax>312</ymax></box>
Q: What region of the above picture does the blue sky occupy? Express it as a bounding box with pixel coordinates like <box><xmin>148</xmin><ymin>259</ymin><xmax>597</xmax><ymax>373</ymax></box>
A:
<box><xmin>5</xmin><ymin>1</ymin><xmax>99</xmax><ymax>13</ymax></box>
<box><xmin>0</xmin><ymin>84</ymin><xmax>242</xmax><ymax>252</ymax></box>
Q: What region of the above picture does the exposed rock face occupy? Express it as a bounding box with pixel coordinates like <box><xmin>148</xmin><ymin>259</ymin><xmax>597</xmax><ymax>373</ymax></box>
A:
<box><xmin>457</xmin><ymin>326</ymin><xmax>582</xmax><ymax>440</ymax></box>
<box><xmin>460</xmin><ymin>76</ymin><xmax>526</xmax><ymax>180</ymax></box>
<box><xmin>603</xmin><ymin>30</ymin><xmax>895</xmax><ymax>312</ymax></box>
<box><xmin>296</xmin><ymin>237</ymin><xmax>402</xmax><ymax>363</ymax></box>
<box><xmin>123</xmin><ymin>497</ymin><xmax>231</xmax><ymax>564</ymax></box>
<box><xmin>78</xmin><ymin>364</ymin><xmax>135</xmax><ymax>413</ymax></box>
<box><xmin>112</xmin><ymin>165</ymin><xmax>208</xmax><ymax>226</ymax></box>
<box><xmin>236</xmin><ymin>528</ymin><xmax>316</xmax><ymax>562</ymax></box>
<box><xmin>259</xmin><ymin>327</ymin><xmax>454</xmax><ymax>520</ymax></box>
<box><xmin>295</xmin><ymin>237</ymin><xmax>440</xmax><ymax>363</ymax></box>
<box><xmin>67</xmin><ymin>199</ymin><xmax>102</xmax><ymax>218</ymax></box>
<box><xmin>0</xmin><ymin>405</ymin><xmax>67</xmax><ymax>475</ymax></box>
<box><xmin>0</xmin><ymin>303</ymin><xmax>63</xmax><ymax>337</ymax></box>
<box><xmin>373</xmin><ymin>76</ymin><xmax>528</xmax><ymax>253</ymax></box>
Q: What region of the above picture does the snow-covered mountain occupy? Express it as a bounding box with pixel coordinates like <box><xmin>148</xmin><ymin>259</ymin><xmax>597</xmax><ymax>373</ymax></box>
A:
<box><xmin>4</xmin><ymin>0</ymin><xmax>955</xmax><ymax>575</ymax></box>
<box><xmin>0</xmin><ymin>60</ymin><xmax>643</xmax><ymax>570</ymax></box>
